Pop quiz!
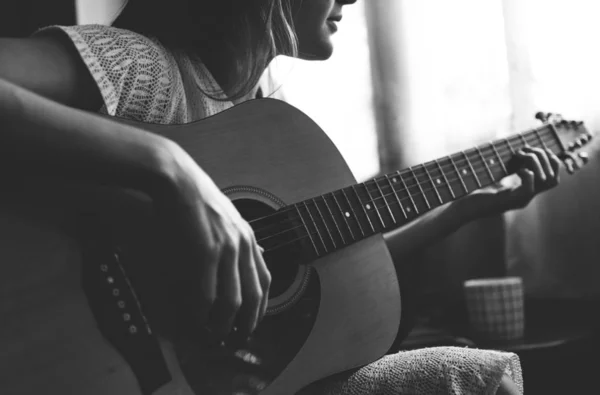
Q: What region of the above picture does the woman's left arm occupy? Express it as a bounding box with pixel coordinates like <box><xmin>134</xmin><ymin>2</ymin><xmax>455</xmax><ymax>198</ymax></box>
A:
<box><xmin>385</xmin><ymin>146</ymin><xmax>566</xmax><ymax>258</ymax></box>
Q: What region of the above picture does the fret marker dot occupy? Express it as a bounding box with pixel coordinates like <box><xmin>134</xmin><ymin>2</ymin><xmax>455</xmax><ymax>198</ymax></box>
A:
<box><xmin>345</xmin><ymin>212</ymin><xmax>351</xmax><ymax>218</ymax></box>
<box><xmin>462</xmin><ymin>169</ymin><xmax>468</xmax><ymax>175</ymax></box>
<box><xmin>490</xmin><ymin>159</ymin><xmax>495</xmax><ymax>165</ymax></box>
<box><xmin>407</xmin><ymin>207</ymin><xmax>412</xmax><ymax>213</ymax></box>
<box><xmin>392</xmin><ymin>178</ymin><xmax>398</xmax><ymax>183</ymax></box>
<box><xmin>436</xmin><ymin>179</ymin><xmax>442</xmax><ymax>185</ymax></box>
<box><xmin>366</xmin><ymin>204</ymin><xmax>371</xmax><ymax>210</ymax></box>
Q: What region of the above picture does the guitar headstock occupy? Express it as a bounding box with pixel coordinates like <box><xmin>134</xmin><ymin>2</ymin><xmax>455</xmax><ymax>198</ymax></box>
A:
<box><xmin>536</xmin><ymin>112</ymin><xmax>593</xmax><ymax>172</ymax></box>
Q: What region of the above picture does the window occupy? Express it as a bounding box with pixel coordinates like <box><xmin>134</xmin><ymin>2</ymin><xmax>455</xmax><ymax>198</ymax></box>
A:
<box><xmin>264</xmin><ymin>4</ymin><xmax>380</xmax><ymax>182</ymax></box>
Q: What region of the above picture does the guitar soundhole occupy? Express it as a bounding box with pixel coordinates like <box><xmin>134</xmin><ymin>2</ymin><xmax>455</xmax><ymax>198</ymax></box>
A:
<box><xmin>233</xmin><ymin>198</ymin><xmax>306</xmax><ymax>299</ymax></box>
<box><xmin>173</xmin><ymin>197</ymin><xmax>321</xmax><ymax>394</ymax></box>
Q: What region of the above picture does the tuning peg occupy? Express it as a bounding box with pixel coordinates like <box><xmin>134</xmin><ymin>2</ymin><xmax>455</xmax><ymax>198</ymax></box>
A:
<box><xmin>535</xmin><ymin>112</ymin><xmax>548</xmax><ymax>123</ymax></box>
<box><xmin>578</xmin><ymin>152</ymin><xmax>589</xmax><ymax>164</ymax></box>
<box><xmin>561</xmin><ymin>152</ymin><xmax>581</xmax><ymax>174</ymax></box>
<box><xmin>547</xmin><ymin>113</ymin><xmax>564</xmax><ymax>123</ymax></box>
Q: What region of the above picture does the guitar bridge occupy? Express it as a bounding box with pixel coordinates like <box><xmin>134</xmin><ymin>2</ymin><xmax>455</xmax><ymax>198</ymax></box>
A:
<box><xmin>81</xmin><ymin>243</ymin><xmax>171</xmax><ymax>395</ymax></box>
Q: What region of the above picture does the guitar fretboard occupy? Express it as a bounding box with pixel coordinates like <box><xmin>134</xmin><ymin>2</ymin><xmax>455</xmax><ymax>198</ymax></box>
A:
<box><xmin>290</xmin><ymin>124</ymin><xmax>562</xmax><ymax>258</ymax></box>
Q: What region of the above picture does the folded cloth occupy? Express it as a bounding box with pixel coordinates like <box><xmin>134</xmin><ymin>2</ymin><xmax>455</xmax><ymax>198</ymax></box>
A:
<box><xmin>300</xmin><ymin>346</ymin><xmax>523</xmax><ymax>395</ymax></box>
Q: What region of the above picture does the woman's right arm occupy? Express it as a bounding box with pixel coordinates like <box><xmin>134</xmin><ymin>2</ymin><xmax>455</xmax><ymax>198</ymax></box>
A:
<box><xmin>0</xmin><ymin>33</ymin><xmax>178</xmax><ymax>191</ymax></box>
<box><xmin>0</xmin><ymin>34</ymin><xmax>270</xmax><ymax>339</ymax></box>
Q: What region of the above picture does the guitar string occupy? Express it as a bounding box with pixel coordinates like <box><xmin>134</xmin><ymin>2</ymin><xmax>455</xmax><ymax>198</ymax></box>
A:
<box><xmin>255</xmin><ymin>137</ymin><xmax>561</xmax><ymax>247</ymax></box>
<box><xmin>248</xmin><ymin>130</ymin><xmax>558</xmax><ymax>231</ymax></box>
<box><xmin>258</xmin><ymin>147</ymin><xmax>551</xmax><ymax>251</ymax></box>
<box><xmin>252</xmin><ymin>134</ymin><xmax>560</xmax><ymax>242</ymax></box>
<box><xmin>258</xmin><ymin>137</ymin><xmax>563</xmax><ymax>253</ymax></box>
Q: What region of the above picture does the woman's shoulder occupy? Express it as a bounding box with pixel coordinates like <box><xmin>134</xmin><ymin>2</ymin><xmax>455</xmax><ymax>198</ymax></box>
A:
<box><xmin>37</xmin><ymin>24</ymin><xmax>174</xmax><ymax>64</ymax></box>
<box><xmin>36</xmin><ymin>24</ymin><xmax>188</xmax><ymax>123</ymax></box>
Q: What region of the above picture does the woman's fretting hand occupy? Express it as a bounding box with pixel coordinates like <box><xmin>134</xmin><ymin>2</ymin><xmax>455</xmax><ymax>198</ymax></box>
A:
<box><xmin>457</xmin><ymin>146</ymin><xmax>566</xmax><ymax>220</ymax></box>
<box><xmin>155</xmin><ymin>142</ymin><xmax>271</xmax><ymax>342</ymax></box>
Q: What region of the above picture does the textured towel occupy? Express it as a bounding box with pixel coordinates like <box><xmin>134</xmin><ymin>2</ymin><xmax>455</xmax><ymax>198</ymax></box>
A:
<box><xmin>300</xmin><ymin>346</ymin><xmax>523</xmax><ymax>395</ymax></box>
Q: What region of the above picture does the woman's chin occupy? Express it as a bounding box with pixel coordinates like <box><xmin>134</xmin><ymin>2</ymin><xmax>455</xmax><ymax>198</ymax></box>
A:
<box><xmin>298</xmin><ymin>41</ymin><xmax>334</xmax><ymax>61</ymax></box>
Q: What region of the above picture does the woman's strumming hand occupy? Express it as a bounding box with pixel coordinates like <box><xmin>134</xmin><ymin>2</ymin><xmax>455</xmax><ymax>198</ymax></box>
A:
<box><xmin>154</xmin><ymin>143</ymin><xmax>271</xmax><ymax>342</ymax></box>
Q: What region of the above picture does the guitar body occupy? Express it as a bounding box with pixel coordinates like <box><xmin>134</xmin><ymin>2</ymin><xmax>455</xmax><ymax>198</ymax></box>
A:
<box><xmin>0</xmin><ymin>99</ymin><xmax>401</xmax><ymax>395</ymax></box>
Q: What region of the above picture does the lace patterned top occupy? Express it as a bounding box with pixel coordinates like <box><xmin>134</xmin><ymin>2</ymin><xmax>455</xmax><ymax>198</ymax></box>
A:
<box><xmin>38</xmin><ymin>24</ymin><xmax>234</xmax><ymax>124</ymax></box>
<box><xmin>37</xmin><ymin>24</ymin><xmax>524</xmax><ymax>395</ymax></box>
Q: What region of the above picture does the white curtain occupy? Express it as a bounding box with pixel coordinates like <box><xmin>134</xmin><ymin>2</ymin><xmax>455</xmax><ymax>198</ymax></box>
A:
<box><xmin>365</xmin><ymin>0</ymin><xmax>600</xmax><ymax>299</ymax></box>
<box><xmin>265</xmin><ymin>4</ymin><xmax>379</xmax><ymax>182</ymax></box>
<box><xmin>502</xmin><ymin>0</ymin><xmax>600</xmax><ymax>299</ymax></box>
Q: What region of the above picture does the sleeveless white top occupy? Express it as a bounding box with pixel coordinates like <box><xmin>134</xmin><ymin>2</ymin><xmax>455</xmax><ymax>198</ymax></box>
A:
<box><xmin>40</xmin><ymin>24</ymin><xmax>236</xmax><ymax>124</ymax></box>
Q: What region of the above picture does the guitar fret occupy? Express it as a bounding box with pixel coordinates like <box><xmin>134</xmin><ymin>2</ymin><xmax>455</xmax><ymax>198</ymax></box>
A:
<box><xmin>422</xmin><ymin>164</ymin><xmax>443</xmax><ymax>204</ymax></box>
<box><xmin>505</xmin><ymin>138</ymin><xmax>516</xmax><ymax>155</ymax></box>
<box><xmin>384</xmin><ymin>174</ymin><xmax>407</xmax><ymax>220</ymax></box>
<box><xmin>490</xmin><ymin>142</ymin><xmax>508</xmax><ymax>175</ymax></box>
<box><xmin>449</xmin><ymin>155</ymin><xmax>469</xmax><ymax>193</ymax></box>
<box><xmin>303</xmin><ymin>201</ymin><xmax>328</xmax><ymax>253</ymax></box>
<box><xmin>374</xmin><ymin>179</ymin><xmax>396</xmax><ymax>225</ymax></box>
<box><xmin>542</xmin><ymin>127</ymin><xmax>561</xmax><ymax>152</ymax></box>
<box><xmin>352</xmin><ymin>185</ymin><xmax>375</xmax><ymax>233</ymax></box>
<box><xmin>364</xmin><ymin>182</ymin><xmax>386</xmax><ymax>229</ymax></box>
<box><xmin>409</xmin><ymin>167</ymin><xmax>431</xmax><ymax>209</ymax></box>
<box><xmin>312</xmin><ymin>199</ymin><xmax>336</xmax><ymax>249</ymax></box>
<box><xmin>519</xmin><ymin>133</ymin><xmax>529</xmax><ymax>148</ymax></box>
<box><xmin>396</xmin><ymin>171</ymin><xmax>419</xmax><ymax>214</ymax></box>
<box><xmin>533</xmin><ymin>128</ymin><xmax>548</xmax><ymax>149</ymax></box>
<box><xmin>547</xmin><ymin>123</ymin><xmax>566</xmax><ymax>152</ymax></box>
<box><xmin>435</xmin><ymin>159</ymin><xmax>456</xmax><ymax>199</ymax></box>
<box><xmin>294</xmin><ymin>205</ymin><xmax>320</xmax><ymax>256</ymax></box>
<box><xmin>341</xmin><ymin>188</ymin><xmax>365</xmax><ymax>237</ymax></box>
<box><xmin>476</xmin><ymin>147</ymin><xmax>496</xmax><ymax>183</ymax></box>
<box><xmin>462</xmin><ymin>151</ymin><xmax>482</xmax><ymax>188</ymax></box>
<box><xmin>331</xmin><ymin>192</ymin><xmax>356</xmax><ymax>241</ymax></box>
<box><xmin>321</xmin><ymin>195</ymin><xmax>346</xmax><ymax>245</ymax></box>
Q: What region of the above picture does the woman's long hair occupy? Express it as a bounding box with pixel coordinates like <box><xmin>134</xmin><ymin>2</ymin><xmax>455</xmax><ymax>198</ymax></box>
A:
<box><xmin>112</xmin><ymin>0</ymin><xmax>297</xmax><ymax>100</ymax></box>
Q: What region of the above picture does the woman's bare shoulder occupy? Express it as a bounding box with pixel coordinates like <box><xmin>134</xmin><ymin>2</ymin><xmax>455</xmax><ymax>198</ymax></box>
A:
<box><xmin>0</xmin><ymin>29</ymin><xmax>102</xmax><ymax>111</ymax></box>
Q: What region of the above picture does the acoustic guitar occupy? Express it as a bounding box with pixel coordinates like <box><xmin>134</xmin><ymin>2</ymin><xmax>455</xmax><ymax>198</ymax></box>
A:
<box><xmin>0</xmin><ymin>99</ymin><xmax>592</xmax><ymax>395</ymax></box>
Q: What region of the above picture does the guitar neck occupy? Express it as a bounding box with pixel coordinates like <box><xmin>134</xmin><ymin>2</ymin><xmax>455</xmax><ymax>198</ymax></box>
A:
<box><xmin>292</xmin><ymin>124</ymin><xmax>563</xmax><ymax>257</ymax></box>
